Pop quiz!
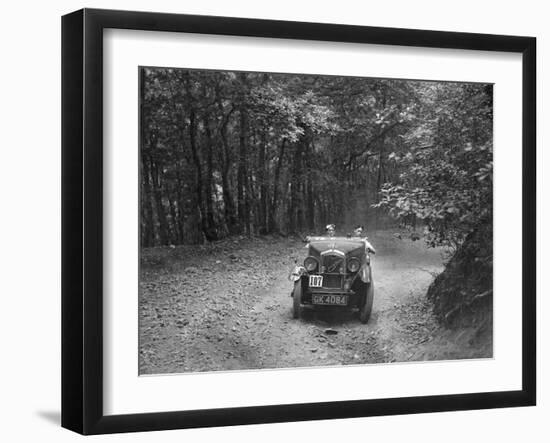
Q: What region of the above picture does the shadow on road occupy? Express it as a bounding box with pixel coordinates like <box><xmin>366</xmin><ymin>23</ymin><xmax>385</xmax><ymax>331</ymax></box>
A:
<box><xmin>300</xmin><ymin>306</ymin><xmax>362</xmax><ymax>326</ymax></box>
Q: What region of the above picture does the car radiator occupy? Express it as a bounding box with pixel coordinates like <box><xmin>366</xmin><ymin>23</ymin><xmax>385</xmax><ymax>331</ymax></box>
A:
<box><xmin>322</xmin><ymin>274</ymin><xmax>342</xmax><ymax>289</ymax></box>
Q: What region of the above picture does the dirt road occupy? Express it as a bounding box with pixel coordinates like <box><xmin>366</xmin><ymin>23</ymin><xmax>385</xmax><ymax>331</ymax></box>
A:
<box><xmin>139</xmin><ymin>231</ymin><xmax>490</xmax><ymax>375</ymax></box>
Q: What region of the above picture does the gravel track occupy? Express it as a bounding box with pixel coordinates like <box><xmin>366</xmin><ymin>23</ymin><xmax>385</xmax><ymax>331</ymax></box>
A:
<box><xmin>139</xmin><ymin>230</ymin><xmax>490</xmax><ymax>375</ymax></box>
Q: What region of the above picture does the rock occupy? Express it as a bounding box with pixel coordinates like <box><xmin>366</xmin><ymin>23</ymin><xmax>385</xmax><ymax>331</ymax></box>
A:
<box><xmin>310</xmin><ymin>348</ymin><xmax>318</xmax><ymax>353</ymax></box>
<box><xmin>325</xmin><ymin>328</ymin><xmax>338</xmax><ymax>335</ymax></box>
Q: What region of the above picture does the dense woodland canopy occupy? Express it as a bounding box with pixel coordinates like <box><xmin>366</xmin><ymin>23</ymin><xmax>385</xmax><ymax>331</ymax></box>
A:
<box><xmin>140</xmin><ymin>67</ymin><xmax>492</xmax><ymax>250</ymax></box>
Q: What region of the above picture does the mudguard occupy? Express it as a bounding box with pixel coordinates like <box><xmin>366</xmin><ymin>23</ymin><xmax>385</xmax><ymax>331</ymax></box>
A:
<box><xmin>359</xmin><ymin>263</ymin><xmax>372</xmax><ymax>284</ymax></box>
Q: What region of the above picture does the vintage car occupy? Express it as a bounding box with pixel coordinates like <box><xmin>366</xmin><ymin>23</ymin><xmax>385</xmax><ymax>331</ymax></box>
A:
<box><xmin>289</xmin><ymin>236</ymin><xmax>375</xmax><ymax>323</ymax></box>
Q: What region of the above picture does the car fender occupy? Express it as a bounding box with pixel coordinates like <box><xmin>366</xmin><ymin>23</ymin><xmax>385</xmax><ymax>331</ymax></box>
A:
<box><xmin>359</xmin><ymin>263</ymin><xmax>372</xmax><ymax>284</ymax></box>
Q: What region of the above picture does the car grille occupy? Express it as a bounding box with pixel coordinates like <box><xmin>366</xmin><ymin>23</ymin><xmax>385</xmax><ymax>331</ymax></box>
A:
<box><xmin>322</xmin><ymin>274</ymin><xmax>342</xmax><ymax>289</ymax></box>
<box><xmin>322</xmin><ymin>254</ymin><xmax>344</xmax><ymax>273</ymax></box>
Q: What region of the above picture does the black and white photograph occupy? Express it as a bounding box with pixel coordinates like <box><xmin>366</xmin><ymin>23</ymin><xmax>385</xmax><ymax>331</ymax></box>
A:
<box><xmin>138</xmin><ymin>67</ymin><xmax>494</xmax><ymax>375</ymax></box>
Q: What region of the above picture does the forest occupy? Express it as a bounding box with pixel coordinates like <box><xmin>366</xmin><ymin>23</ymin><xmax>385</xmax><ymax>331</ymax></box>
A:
<box><xmin>139</xmin><ymin>67</ymin><xmax>493</xmax><ymax>254</ymax></box>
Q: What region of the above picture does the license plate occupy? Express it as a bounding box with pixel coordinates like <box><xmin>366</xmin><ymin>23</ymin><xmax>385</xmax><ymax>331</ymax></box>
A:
<box><xmin>309</xmin><ymin>275</ymin><xmax>323</xmax><ymax>287</ymax></box>
<box><xmin>312</xmin><ymin>294</ymin><xmax>348</xmax><ymax>305</ymax></box>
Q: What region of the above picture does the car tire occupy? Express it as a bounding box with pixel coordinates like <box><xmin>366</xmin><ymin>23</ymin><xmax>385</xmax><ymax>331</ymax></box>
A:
<box><xmin>359</xmin><ymin>281</ymin><xmax>374</xmax><ymax>324</ymax></box>
<box><xmin>292</xmin><ymin>281</ymin><xmax>302</xmax><ymax>319</ymax></box>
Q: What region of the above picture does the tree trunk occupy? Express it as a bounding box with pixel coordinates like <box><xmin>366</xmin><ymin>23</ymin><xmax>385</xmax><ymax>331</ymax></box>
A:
<box><xmin>149</xmin><ymin>153</ymin><xmax>170</xmax><ymax>245</ymax></box>
<box><xmin>237</xmin><ymin>73</ymin><xmax>250</xmax><ymax>234</ymax></box>
<box><xmin>167</xmin><ymin>196</ymin><xmax>179</xmax><ymax>244</ymax></box>
<box><xmin>188</xmin><ymin>108</ymin><xmax>211</xmax><ymax>241</ymax></box>
<box><xmin>305</xmin><ymin>140</ymin><xmax>315</xmax><ymax>231</ymax></box>
<box><xmin>269</xmin><ymin>138</ymin><xmax>286</xmax><ymax>233</ymax></box>
<box><xmin>289</xmin><ymin>140</ymin><xmax>304</xmax><ymax>233</ymax></box>
<box><xmin>257</xmin><ymin>135</ymin><xmax>268</xmax><ymax>234</ymax></box>
<box><xmin>215</xmin><ymin>81</ymin><xmax>238</xmax><ymax>235</ymax></box>
<box><xmin>139</xmin><ymin>68</ymin><xmax>155</xmax><ymax>247</ymax></box>
<box><xmin>140</xmin><ymin>155</ymin><xmax>155</xmax><ymax>246</ymax></box>
<box><xmin>203</xmin><ymin>115</ymin><xmax>218</xmax><ymax>239</ymax></box>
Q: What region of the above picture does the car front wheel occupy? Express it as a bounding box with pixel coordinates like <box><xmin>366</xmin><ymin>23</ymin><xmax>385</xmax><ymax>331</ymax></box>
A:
<box><xmin>292</xmin><ymin>281</ymin><xmax>302</xmax><ymax>319</ymax></box>
<box><xmin>359</xmin><ymin>281</ymin><xmax>374</xmax><ymax>324</ymax></box>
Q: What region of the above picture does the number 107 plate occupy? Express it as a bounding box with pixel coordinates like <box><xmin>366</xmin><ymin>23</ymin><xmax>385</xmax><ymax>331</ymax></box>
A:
<box><xmin>309</xmin><ymin>275</ymin><xmax>323</xmax><ymax>287</ymax></box>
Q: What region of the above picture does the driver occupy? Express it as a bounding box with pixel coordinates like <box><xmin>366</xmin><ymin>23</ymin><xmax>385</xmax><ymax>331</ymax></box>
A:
<box><xmin>325</xmin><ymin>224</ymin><xmax>336</xmax><ymax>237</ymax></box>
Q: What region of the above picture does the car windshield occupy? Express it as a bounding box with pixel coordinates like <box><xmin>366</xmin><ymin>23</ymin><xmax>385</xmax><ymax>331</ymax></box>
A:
<box><xmin>306</xmin><ymin>236</ymin><xmax>364</xmax><ymax>242</ymax></box>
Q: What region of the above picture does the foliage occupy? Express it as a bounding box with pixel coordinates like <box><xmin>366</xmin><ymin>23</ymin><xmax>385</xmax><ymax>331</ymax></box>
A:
<box><xmin>374</xmin><ymin>83</ymin><xmax>493</xmax><ymax>250</ymax></box>
<box><xmin>140</xmin><ymin>68</ymin><xmax>492</xmax><ymax>249</ymax></box>
<box><xmin>426</xmin><ymin>222</ymin><xmax>493</xmax><ymax>327</ymax></box>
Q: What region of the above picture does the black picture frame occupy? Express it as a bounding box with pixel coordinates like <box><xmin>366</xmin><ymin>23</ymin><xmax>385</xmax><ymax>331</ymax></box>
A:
<box><xmin>61</xmin><ymin>8</ymin><xmax>536</xmax><ymax>435</ymax></box>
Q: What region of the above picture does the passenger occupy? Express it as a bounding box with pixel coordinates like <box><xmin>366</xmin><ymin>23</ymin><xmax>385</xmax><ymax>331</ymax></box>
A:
<box><xmin>352</xmin><ymin>224</ymin><xmax>376</xmax><ymax>254</ymax></box>
<box><xmin>352</xmin><ymin>224</ymin><xmax>365</xmax><ymax>237</ymax></box>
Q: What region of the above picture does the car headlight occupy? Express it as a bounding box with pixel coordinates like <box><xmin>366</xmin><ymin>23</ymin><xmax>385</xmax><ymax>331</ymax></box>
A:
<box><xmin>347</xmin><ymin>257</ymin><xmax>361</xmax><ymax>273</ymax></box>
<box><xmin>304</xmin><ymin>256</ymin><xmax>318</xmax><ymax>272</ymax></box>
